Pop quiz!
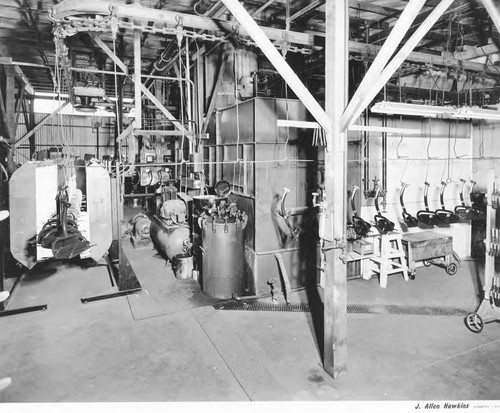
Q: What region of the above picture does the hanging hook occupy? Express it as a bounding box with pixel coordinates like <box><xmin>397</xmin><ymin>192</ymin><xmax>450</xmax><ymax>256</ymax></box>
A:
<box><xmin>452</xmin><ymin>119</ymin><xmax>467</xmax><ymax>159</ymax></box>
<box><xmin>426</xmin><ymin>120</ymin><xmax>439</xmax><ymax>160</ymax></box>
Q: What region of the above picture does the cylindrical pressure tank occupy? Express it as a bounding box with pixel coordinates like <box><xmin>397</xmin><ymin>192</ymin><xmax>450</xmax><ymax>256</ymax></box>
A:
<box><xmin>199</xmin><ymin>216</ymin><xmax>247</xmax><ymax>299</ymax></box>
<box><xmin>150</xmin><ymin>216</ymin><xmax>191</xmax><ymax>261</ymax></box>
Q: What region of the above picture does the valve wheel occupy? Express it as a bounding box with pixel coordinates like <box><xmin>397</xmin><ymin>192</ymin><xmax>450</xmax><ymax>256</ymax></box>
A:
<box><xmin>465</xmin><ymin>313</ymin><xmax>483</xmax><ymax>333</ymax></box>
<box><xmin>446</xmin><ymin>262</ymin><xmax>458</xmax><ymax>276</ymax></box>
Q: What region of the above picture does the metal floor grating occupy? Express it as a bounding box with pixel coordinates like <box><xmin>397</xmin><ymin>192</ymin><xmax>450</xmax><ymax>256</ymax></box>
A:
<box><xmin>214</xmin><ymin>301</ymin><xmax>469</xmax><ymax>316</ymax></box>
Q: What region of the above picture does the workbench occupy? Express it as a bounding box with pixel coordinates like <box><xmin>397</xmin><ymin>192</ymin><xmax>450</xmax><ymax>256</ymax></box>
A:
<box><xmin>401</xmin><ymin>231</ymin><xmax>457</xmax><ymax>279</ymax></box>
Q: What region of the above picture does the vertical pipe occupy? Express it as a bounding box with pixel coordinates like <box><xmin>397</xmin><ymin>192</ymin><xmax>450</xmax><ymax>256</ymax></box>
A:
<box><xmin>96</xmin><ymin>124</ymin><xmax>100</xmax><ymax>159</ymax></box>
<box><xmin>382</xmin><ymin>117</ymin><xmax>387</xmax><ymax>190</ymax></box>
<box><xmin>134</xmin><ymin>29</ymin><xmax>142</xmax><ymax>129</ymax></box>
<box><xmin>185</xmin><ymin>37</ymin><xmax>193</xmax><ymax>133</ymax></box>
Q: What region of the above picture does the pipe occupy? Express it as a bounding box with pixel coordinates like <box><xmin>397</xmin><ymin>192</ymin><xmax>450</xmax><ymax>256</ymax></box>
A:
<box><xmin>194</xmin><ymin>0</ymin><xmax>218</xmax><ymax>16</ymax></box>
<box><xmin>185</xmin><ymin>37</ymin><xmax>193</xmax><ymax>134</ymax></box>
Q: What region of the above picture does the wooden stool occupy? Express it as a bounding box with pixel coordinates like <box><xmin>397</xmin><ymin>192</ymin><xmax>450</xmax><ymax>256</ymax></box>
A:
<box><xmin>370</xmin><ymin>232</ymin><xmax>409</xmax><ymax>288</ymax></box>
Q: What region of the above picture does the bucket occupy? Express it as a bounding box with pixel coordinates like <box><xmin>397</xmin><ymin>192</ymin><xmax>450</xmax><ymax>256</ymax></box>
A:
<box><xmin>172</xmin><ymin>254</ymin><xmax>194</xmax><ymax>280</ymax></box>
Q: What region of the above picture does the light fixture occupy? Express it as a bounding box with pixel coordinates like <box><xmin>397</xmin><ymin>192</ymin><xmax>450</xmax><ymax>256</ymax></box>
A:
<box><xmin>371</xmin><ymin>101</ymin><xmax>455</xmax><ymax>118</ymax></box>
<box><xmin>450</xmin><ymin>107</ymin><xmax>500</xmax><ymax>121</ymax></box>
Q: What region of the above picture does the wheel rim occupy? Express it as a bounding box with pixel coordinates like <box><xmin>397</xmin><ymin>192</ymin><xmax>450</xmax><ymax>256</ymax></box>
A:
<box><xmin>447</xmin><ymin>263</ymin><xmax>457</xmax><ymax>275</ymax></box>
<box><xmin>465</xmin><ymin>313</ymin><xmax>483</xmax><ymax>333</ymax></box>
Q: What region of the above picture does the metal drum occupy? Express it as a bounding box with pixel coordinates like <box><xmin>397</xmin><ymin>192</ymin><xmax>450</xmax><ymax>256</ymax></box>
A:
<box><xmin>200</xmin><ymin>216</ymin><xmax>247</xmax><ymax>299</ymax></box>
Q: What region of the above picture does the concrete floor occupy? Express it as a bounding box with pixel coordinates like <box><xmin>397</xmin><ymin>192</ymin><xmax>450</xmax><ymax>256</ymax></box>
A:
<box><xmin>0</xmin><ymin>243</ymin><xmax>499</xmax><ymax>403</ymax></box>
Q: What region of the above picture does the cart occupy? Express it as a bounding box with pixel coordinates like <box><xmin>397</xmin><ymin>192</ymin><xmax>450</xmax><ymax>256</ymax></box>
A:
<box><xmin>401</xmin><ymin>231</ymin><xmax>461</xmax><ymax>280</ymax></box>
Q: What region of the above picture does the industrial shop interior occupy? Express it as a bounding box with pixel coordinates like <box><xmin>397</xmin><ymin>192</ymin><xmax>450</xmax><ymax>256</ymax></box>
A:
<box><xmin>1</xmin><ymin>0</ymin><xmax>500</xmax><ymax>405</ymax></box>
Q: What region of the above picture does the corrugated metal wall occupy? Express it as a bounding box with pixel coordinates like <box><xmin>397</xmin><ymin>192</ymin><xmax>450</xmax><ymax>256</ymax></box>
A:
<box><xmin>14</xmin><ymin>114</ymin><xmax>117</xmax><ymax>163</ymax></box>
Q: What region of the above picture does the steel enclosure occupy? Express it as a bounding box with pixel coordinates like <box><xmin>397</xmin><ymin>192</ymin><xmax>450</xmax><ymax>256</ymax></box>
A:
<box><xmin>10</xmin><ymin>162</ymin><xmax>58</xmax><ymax>269</ymax></box>
<box><xmin>207</xmin><ymin>97</ymin><xmax>321</xmax><ymax>294</ymax></box>
<box><xmin>9</xmin><ymin>162</ymin><xmax>113</xmax><ymax>268</ymax></box>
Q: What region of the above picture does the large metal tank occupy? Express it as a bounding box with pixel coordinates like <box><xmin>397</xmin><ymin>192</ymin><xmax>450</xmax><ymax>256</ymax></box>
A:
<box><xmin>149</xmin><ymin>216</ymin><xmax>191</xmax><ymax>261</ymax></box>
<box><xmin>199</xmin><ymin>215</ymin><xmax>247</xmax><ymax>299</ymax></box>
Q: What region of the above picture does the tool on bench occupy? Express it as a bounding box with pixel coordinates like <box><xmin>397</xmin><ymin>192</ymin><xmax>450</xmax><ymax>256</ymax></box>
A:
<box><xmin>399</xmin><ymin>182</ymin><xmax>419</xmax><ymax>228</ymax></box>
<box><xmin>349</xmin><ymin>185</ymin><xmax>371</xmax><ymax>240</ymax></box>
<box><xmin>417</xmin><ymin>182</ymin><xmax>442</xmax><ymax>226</ymax></box>
<box><xmin>435</xmin><ymin>181</ymin><xmax>460</xmax><ymax>224</ymax></box>
<box><xmin>374</xmin><ymin>187</ymin><xmax>395</xmax><ymax>234</ymax></box>
<box><xmin>454</xmin><ymin>178</ymin><xmax>472</xmax><ymax>220</ymax></box>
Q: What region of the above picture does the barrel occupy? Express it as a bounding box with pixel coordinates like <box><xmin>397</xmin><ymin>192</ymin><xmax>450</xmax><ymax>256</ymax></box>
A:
<box><xmin>200</xmin><ymin>217</ymin><xmax>246</xmax><ymax>299</ymax></box>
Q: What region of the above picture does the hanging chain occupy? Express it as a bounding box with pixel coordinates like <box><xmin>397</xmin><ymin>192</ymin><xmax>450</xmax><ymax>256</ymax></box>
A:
<box><xmin>51</xmin><ymin>17</ymin><xmax>313</xmax><ymax>55</ymax></box>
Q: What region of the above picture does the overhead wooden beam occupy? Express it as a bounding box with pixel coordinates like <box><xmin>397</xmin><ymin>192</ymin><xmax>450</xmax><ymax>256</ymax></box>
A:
<box><xmin>369</xmin><ymin>2</ymin><xmax>468</xmax><ymax>44</ymax></box>
<box><xmin>0</xmin><ymin>59</ymin><xmax>36</xmax><ymax>96</ymax></box>
<box><xmin>91</xmin><ymin>32</ymin><xmax>187</xmax><ymax>134</ymax></box>
<box><xmin>250</xmin><ymin>0</ymin><xmax>276</xmax><ymax>17</ymax></box>
<box><xmin>22</xmin><ymin>0</ymin><xmax>55</xmax><ymax>87</ymax></box>
<box><xmin>202</xmin><ymin>48</ymin><xmax>230</xmax><ymax>134</ymax></box>
<box><xmin>4</xmin><ymin>65</ymin><xmax>16</xmax><ymax>141</ymax></box>
<box><xmin>324</xmin><ymin>0</ymin><xmax>348</xmax><ymax>379</ymax></box>
<box><xmin>134</xmin><ymin>130</ymin><xmax>194</xmax><ymax>136</ymax></box>
<box><xmin>91</xmin><ymin>34</ymin><xmax>128</xmax><ymax>75</ymax></box>
<box><xmin>14</xmin><ymin>101</ymin><xmax>69</xmax><ymax>148</ymax></box>
<box><xmin>14</xmin><ymin>85</ymin><xmax>25</xmax><ymax>138</ymax></box>
<box><xmin>138</xmin><ymin>83</ymin><xmax>188</xmax><ymax>134</ymax></box>
<box><xmin>351</xmin><ymin>1</ymin><xmax>402</xmax><ymax>17</ymax></box>
<box><xmin>219</xmin><ymin>0</ymin><xmax>331</xmax><ymax>134</ymax></box>
<box><xmin>287</xmin><ymin>0</ymin><xmax>324</xmax><ymax>25</ymax></box>
<box><xmin>0</xmin><ymin>88</ymin><xmax>9</xmax><ymax>141</ymax></box>
<box><xmin>348</xmin><ymin>40</ymin><xmax>500</xmax><ymax>76</ymax></box>
<box><xmin>341</xmin><ymin>0</ymin><xmax>427</xmax><ymax>132</ymax></box>
<box><xmin>455</xmin><ymin>43</ymin><xmax>500</xmax><ymax>60</ymax></box>
<box><xmin>481</xmin><ymin>0</ymin><xmax>500</xmax><ymax>41</ymax></box>
<box><xmin>116</xmin><ymin>122</ymin><xmax>135</xmax><ymax>143</ymax></box>
<box><xmin>341</xmin><ymin>0</ymin><xmax>456</xmax><ymax>131</ymax></box>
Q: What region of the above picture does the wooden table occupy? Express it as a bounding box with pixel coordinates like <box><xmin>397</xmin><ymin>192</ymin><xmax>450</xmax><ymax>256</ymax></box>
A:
<box><xmin>401</xmin><ymin>231</ymin><xmax>455</xmax><ymax>279</ymax></box>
